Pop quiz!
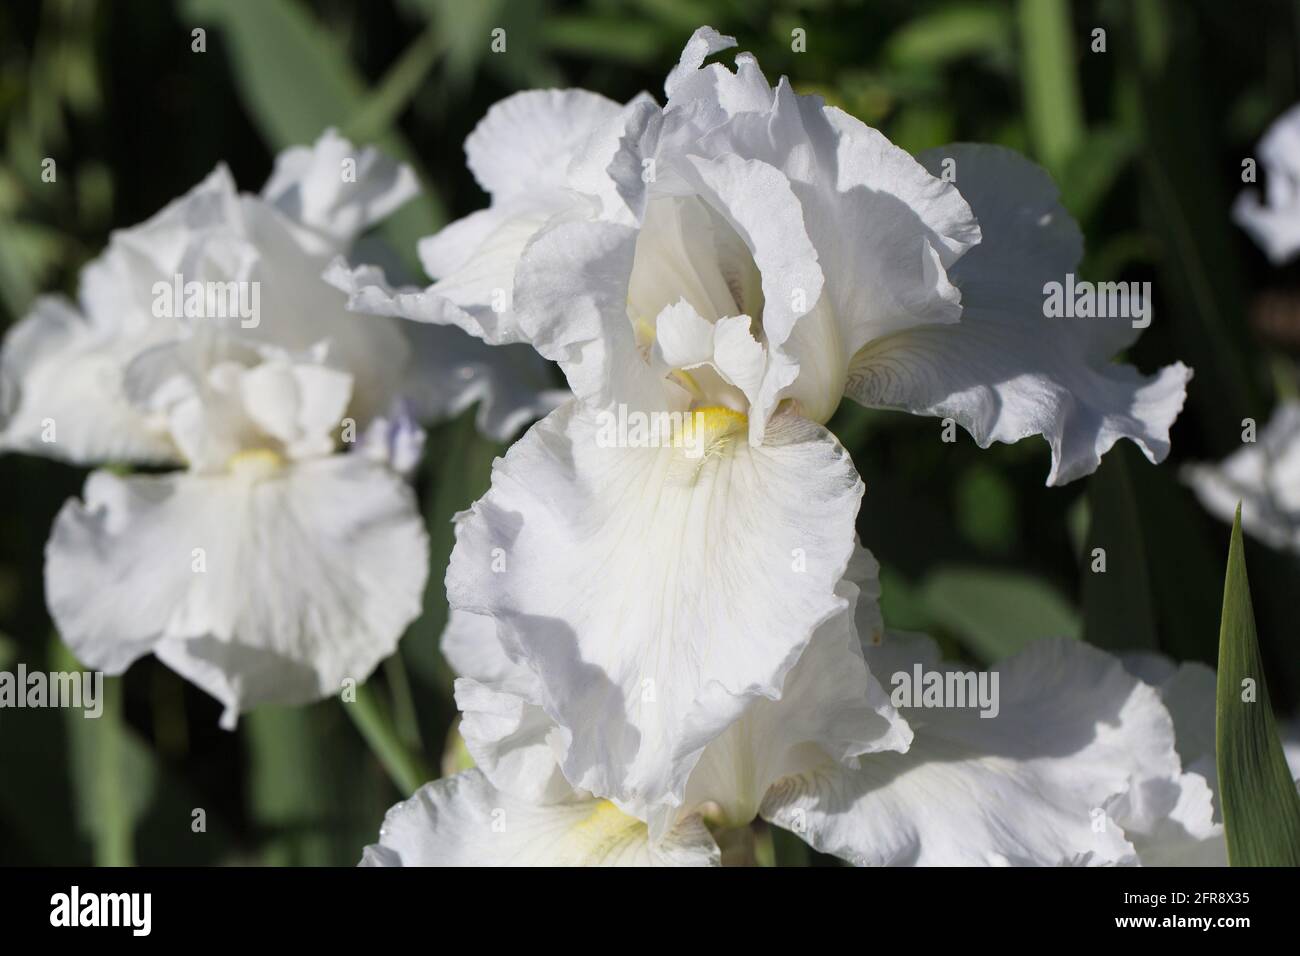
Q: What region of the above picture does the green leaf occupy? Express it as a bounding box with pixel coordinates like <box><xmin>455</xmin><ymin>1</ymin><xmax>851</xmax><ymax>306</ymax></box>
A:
<box><xmin>770</xmin><ymin>824</ymin><xmax>811</xmax><ymax>867</ymax></box>
<box><xmin>539</xmin><ymin>17</ymin><xmax>667</xmax><ymax>64</ymax></box>
<box><xmin>0</xmin><ymin>216</ymin><xmax>64</xmax><ymax>317</ymax></box>
<box><xmin>341</xmin><ymin>26</ymin><xmax>443</xmax><ymax>145</ymax></box>
<box><xmin>185</xmin><ymin>0</ymin><xmax>445</xmax><ymax>259</ymax></box>
<box><xmin>342</xmin><ymin>682</ymin><xmax>432</xmax><ymax>798</ymax></box>
<box><xmin>1081</xmin><ymin>444</ymin><xmax>1221</xmax><ymax>662</ymax></box>
<box><xmin>53</xmin><ymin>640</ymin><xmax>152</xmax><ymax>867</ymax></box>
<box><xmin>953</xmin><ymin>463</ymin><xmax>1017</xmax><ymax>555</ymax></box>
<box><xmin>416</xmin><ymin>0</ymin><xmax>562</xmax><ymax>91</ymax></box>
<box><xmin>245</xmin><ymin>702</ymin><xmax>392</xmax><ymax>866</ymax></box>
<box><xmin>1016</xmin><ymin>0</ymin><xmax>1084</xmax><ymax>175</ymax></box>
<box><xmin>885</xmin><ymin>3</ymin><xmax>1012</xmax><ymax>69</ymax></box>
<box><xmin>185</xmin><ymin>0</ymin><xmax>364</xmax><ymax>149</ymax></box>
<box><xmin>919</xmin><ymin>566</ymin><xmax>1079</xmax><ymax>662</ymax></box>
<box><xmin>1080</xmin><ymin>447</ymin><xmax>1159</xmax><ymax>653</ymax></box>
<box><xmin>1215</xmin><ymin>506</ymin><xmax>1300</xmax><ymax>866</ymax></box>
<box><xmin>413</xmin><ymin>0</ymin><xmax>505</xmax><ymax>89</ymax></box>
<box><xmin>1057</xmin><ymin>126</ymin><xmax>1136</xmax><ymax>224</ymax></box>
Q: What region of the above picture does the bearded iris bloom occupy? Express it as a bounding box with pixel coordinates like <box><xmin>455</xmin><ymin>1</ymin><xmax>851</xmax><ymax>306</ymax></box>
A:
<box><xmin>340</xmin><ymin>28</ymin><xmax>1191</xmax><ymax>838</ymax></box>
<box><xmin>1</xmin><ymin>131</ymin><xmax>556</xmax><ymax>727</ymax></box>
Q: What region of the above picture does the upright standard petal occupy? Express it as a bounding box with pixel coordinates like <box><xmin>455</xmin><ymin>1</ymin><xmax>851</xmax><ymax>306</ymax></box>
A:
<box><xmin>446</xmin><ymin>400</ymin><xmax>864</xmax><ymax>821</ymax></box>
<box><xmin>674</xmin><ymin>75</ymin><xmax>980</xmax><ymax>423</ymax></box>
<box><xmin>462</xmin><ymin>89</ymin><xmax>622</xmax><ymax>202</ymax></box>
<box><xmin>329</xmin><ymin>89</ymin><xmax>628</xmax><ymax>351</ymax></box>
<box><xmin>847</xmin><ymin>144</ymin><xmax>1190</xmax><ymax>485</ymax></box>
<box><xmin>261</xmin><ymin>128</ymin><xmax>419</xmax><ymax>254</ymax></box>
<box><xmin>359</xmin><ymin>770</ymin><xmax>719</xmax><ymax>867</ymax></box>
<box><xmin>45</xmin><ymin>454</ymin><xmax>427</xmax><ymax>727</ymax></box>
<box><xmin>761</xmin><ymin>634</ymin><xmax>1179</xmax><ymax>865</ymax></box>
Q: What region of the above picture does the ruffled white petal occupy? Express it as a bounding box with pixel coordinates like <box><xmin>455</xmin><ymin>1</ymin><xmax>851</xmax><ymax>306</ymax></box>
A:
<box><xmin>442</xmin><ymin>608</ymin><xmax>526</xmax><ymax>689</ymax></box>
<box><xmin>847</xmin><ymin>144</ymin><xmax>1190</xmax><ymax>485</ymax></box>
<box><xmin>232</xmin><ymin>199</ymin><xmax>412</xmax><ymax>424</ymax></box>
<box><xmin>260</xmin><ymin>128</ymin><xmax>419</xmax><ymax>254</ymax></box>
<box><xmin>663</xmin><ymin>31</ymin><xmax>773</xmax><ymax>129</ymax></box>
<box><xmin>1184</xmin><ymin>400</ymin><xmax>1300</xmax><ymax>551</ymax></box>
<box><xmin>359</xmin><ymin>770</ymin><xmax>719</xmax><ymax>867</ymax></box>
<box><xmin>657</xmin><ymin>46</ymin><xmax>980</xmax><ymax>423</ymax></box>
<box><xmin>45</xmin><ymin>455</ymin><xmax>427</xmax><ymax>727</ymax></box>
<box><xmin>682</xmin><ymin>545</ymin><xmax>910</xmax><ymax>830</ymax></box>
<box><xmin>674</xmin><ymin>152</ymin><xmax>821</xmax><ymax>440</ymax></box>
<box><xmin>441</xmin><ymin>609</ymin><xmax>572</xmax><ymax>805</ymax></box>
<box><xmin>513</xmin><ymin>219</ymin><xmax>666</xmax><ymax>411</ymax></box>
<box><xmin>329</xmin><ymin>89</ymin><xmax>627</xmax><ymax>354</ymax></box>
<box><xmin>326</xmin><ymin>190</ymin><xmax>579</xmax><ymax>350</ymax></box>
<box><xmin>1111</xmin><ymin>654</ymin><xmax>1224</xmax><ymax>865</ymax></box>
<box><xmin>396</xmin><ymin>322</ymin><xmax>565</xmax><ymax>442</ymax></box>
<box><xmin>664</xmin><ymin>27</ymin><xmax>739</xmax><ymax>101</ymax></box>
<box><xmin>455</xmin><ymin>676</ymin><xmax>574</xmax><ymax>806</ymax></box>
<box><xmin>762</xmin><ymin>635</ymin><xmax>1179</xmax><ymax>865</ymax></box>
<box><xmin>463</xmin><ymin>89</ymin><xmax>622</xmax><ymax>201</ymax></box>
<box><xmin>446</xmin><ymin>400</ymin><xmax>864</xmax><ymax>822</ymax></box>
<box><xmin>0</xmin><ymin>169</ymin><xmax>255</xmax><ymax>465</ymax></box>
<box><xmin>0</xmin><ymin>297</ymin><xmax>176</xmax><ymax>464</ymax></box>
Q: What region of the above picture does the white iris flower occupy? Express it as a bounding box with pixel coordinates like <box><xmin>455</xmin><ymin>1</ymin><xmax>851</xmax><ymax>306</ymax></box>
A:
<box><xmin>1</xmin><ymin>131</ymin><xmax>556</xmax><ymax>726</ymax></box>
<box><xmin>334</xmin><ymin>27</ymin><xmax>1189</xmax><ymax>826</ymax></box>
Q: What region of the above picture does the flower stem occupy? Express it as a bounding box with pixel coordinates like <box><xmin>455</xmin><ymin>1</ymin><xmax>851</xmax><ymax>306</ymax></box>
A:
<box><xmin>93</xmin><ymin>676</ymin><xmax>133</xmax><ymax>866</ymax></box>
<box><xmin>382</xmin><ymin>653</ymin><xmax>424</xmax><ymax>753</ymax></box>
<box><xmin>344</xmin><ymin>682</ymin><xmax>431</xmax><ymax>797</ymax></box>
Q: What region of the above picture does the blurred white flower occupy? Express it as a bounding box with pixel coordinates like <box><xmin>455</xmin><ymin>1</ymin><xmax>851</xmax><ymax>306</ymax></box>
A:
<box><xmin>1184</xmin><ymin>401</ymin><xmax>1300</xmax><ymax>551</ymax></box>
<box><xmin>45</xmin><ymin>338</ymin><xmax>429</xmax><ymax>729</ymax></box>
<box><xmin>0</xmin><ymin>130</ymin><xmax>531</xmax><ymax>726</ymax></box>
<box><xmin>1234</xmin><ymin>103</ymin><xmax>1300</xmax><ymax>264</ymax></box>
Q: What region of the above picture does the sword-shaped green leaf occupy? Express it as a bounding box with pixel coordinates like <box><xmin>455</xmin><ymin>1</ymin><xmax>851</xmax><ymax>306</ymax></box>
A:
<box><xmin>1216</xmin><ymin>505</ymin><xmax>1300</xmax><ymax>865</ymax></box>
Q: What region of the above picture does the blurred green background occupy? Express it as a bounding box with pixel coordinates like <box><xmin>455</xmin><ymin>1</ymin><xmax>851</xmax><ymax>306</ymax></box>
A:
<box><xmin>1</xmin><ymin>0</ymin><xmax>1298</xmax><ymax>865</ymax></box>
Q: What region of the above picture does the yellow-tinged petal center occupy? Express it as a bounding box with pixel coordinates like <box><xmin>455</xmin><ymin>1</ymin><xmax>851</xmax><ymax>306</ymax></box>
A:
<box><xmin>666</xmin><ymin>405</ymin><xmax>748</xmax><ymax>480</ymax></box>
<box><xmin>693</xmin><ymin>404</ymin><xmax>747</xmax><ymax>437</ymax></box>
<box><xmin>227</xmin><ymin>448</ymin><xmax>284</xmax><ymax>480</ymax></box>
<box><xmin>561</xmin><ymin>800</ymin><xmax>646</xmax><ymax>863</ymax></box>
<box><xmin>689</xmin><ymin>404</ymin><xmax>747</xmax><ymax>453</ymax></box>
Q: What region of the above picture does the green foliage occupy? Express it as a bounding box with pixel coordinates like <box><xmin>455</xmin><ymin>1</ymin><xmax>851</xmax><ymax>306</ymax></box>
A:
<box><xmin>918</xmin><ymin>566</ymin><xmax>1080</xmax><ymax>662</ymax></box>
<box><xmin>185</xmin><ymin>0</ymin><xmax>446</xmax><ymax>259</ymax></box>
<box><xmin>1215</xmin><ymin>507</ymin><xmax>1300</xmax><ymax>866</ymax></box>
